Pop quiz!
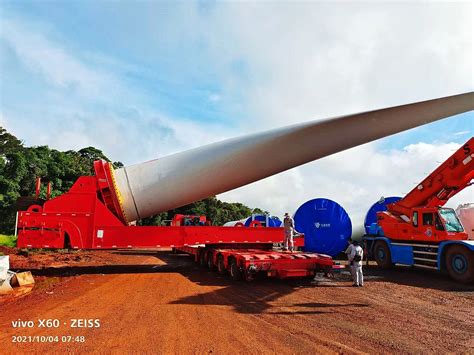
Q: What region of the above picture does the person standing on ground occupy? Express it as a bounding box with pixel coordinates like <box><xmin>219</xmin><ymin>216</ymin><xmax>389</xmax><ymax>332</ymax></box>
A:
<box><xmin>345</xmin><ymin>238</ymin><xmax>355</xmax><ymax>279</ymax></box>
<box><xmin>349</xmin><ymin>241</ymin><xmax>364</xmax><ymax>287</ymax></box>
<box><xmin>283</xmin><ymin>213</ymin><xmax>296</xmax><ymax>252</ymax></box>
<box><xmin>345</xmin><ymin>238</ymin><xmax>354</xmax><ymax>258</ymax></box>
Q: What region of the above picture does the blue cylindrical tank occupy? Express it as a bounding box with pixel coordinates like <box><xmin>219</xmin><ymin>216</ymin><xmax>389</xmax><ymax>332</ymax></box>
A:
<box><xmin>364</xmin><ymin>196</ymin><xmax>402</xmax><ymax>234</ymax></box>
<box><xmin>294</xmin><ymin>198</ymin><xmax>352</xmax><ymax>256</ymax></box>
<box><xmin>271</xmin><ymin>216</ymin><xmax>282</xmax><ymax>227</ymax></box>
<box><xmin>244</xmin><ymin>215</ymin><xmax>282</xmax><ymax>227</ymax></box>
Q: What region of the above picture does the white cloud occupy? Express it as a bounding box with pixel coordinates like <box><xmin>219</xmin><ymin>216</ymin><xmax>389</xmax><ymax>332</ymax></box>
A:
<box><xmin>2</xmin><ymin>106</ymin><xmax>233</xmax><ymax>165</ymax></box>
<box><xmin>196</xmin><ymin>2</ymin><xmax>473</xmax><ymax>128</ymax></box>
<box><xmin>454</xmin><ymin>130</ymin><xmax>471</xmax><ymax>136</ymax></box>
<box><xmin>1</xmin><ymin>18</ymin><xmax>112</xmax><ymax>96</ymax></box>
<box><xmin>0</xmin><ymin>15</ymin><xmax>234</xmax><ymax>164</ymax></box>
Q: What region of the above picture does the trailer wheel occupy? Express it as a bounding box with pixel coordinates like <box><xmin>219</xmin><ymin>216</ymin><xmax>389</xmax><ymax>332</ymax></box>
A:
<box><xmin>199</xmin><ymin>250</ymin><xmax>207</xmax><ymax>267</ymax></box>
<box><xmin>207</xmin><ymin>252</ymin><xmax>215</xmax><ymax>270</ymax></box>
<box><xmin>445</xmin><ymin>245</ymin><xmax>474</xmax><ymax>283</ymax></box>
<box><xmin>63</xmin><ymin>233</ymin><xmax>72</xmax><ymax>250</ymax></box>
<box><xmin>229</xmin><ymin>259</ymin><xmax>242</xmax><ymax>281</ymax></box>
<box><xmin>217</xmin><ymin>255</ymin><xmax>226</xmax><ymax>275</ymax></box>
<box><xmin>243</xmin><ymin>270</ymin><xmax>255</xmax><ymax>282</ymax></box>
<box><xmin>374</xmin><ymin>241</ymin><xmax>392</xmax><ymax>269</ymax></box>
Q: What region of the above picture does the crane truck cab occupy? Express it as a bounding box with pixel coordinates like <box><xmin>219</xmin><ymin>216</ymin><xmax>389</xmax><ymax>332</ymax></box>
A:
<box><xmin>376</xmin><ymin>207</ymin><xmax>468</xmax><ymax>242</ymax></box>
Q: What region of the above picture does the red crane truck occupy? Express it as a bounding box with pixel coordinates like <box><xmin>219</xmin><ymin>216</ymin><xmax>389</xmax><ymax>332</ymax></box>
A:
<box><xmin>365</xmin><ymin>137</ymin><xmax>474</xmax><ymax>282</ymax></box>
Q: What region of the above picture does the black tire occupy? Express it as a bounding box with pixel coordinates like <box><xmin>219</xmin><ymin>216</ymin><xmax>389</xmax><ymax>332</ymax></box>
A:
<box><xmin>374</xmin><ymin>241</ymin><xmax>392</xmax><ymax>269</ymax></box>
<box><xmin>207</xmin><ymin>252</ymin><xmax>216</xmax><ymax>270</ymax></box>
<box><xmin>445</xmin><ymin>245</ymin><xmax>474</xmax><ymax>283</ymax></box>
<box><xmin>63</xmin><ymin>233</ymin><xmax>72</xmax><ymax>249</ymax></box>
<box><xmin>217</xmin><ymin>255</ymin><xmax>226</xmax><ymax>275</ymax></box>
<box><xmin>242</xmin><ymin>269</ymin><xmax>255</xmax><ymax>282</ymax></box>
<box><xmin>229</xmin><ymin>259</ymin><xmax>242</xmax><ymax>281</ymax></box>
<box><xmin>245</xmin><ymin>272</ymin><xmax>256</xmax><ymax>282</ymax></box>
<box><xmin>199</xmin><ymin>250</ymin><xmax>207</xmax><ymax>267</ymax></box>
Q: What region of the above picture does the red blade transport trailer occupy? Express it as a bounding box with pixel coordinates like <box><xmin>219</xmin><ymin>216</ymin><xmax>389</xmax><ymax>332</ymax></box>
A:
<box><xmin>16</xmin><ymin>161</ymin><xmax>342</xmax><ymax>280</ymax></box>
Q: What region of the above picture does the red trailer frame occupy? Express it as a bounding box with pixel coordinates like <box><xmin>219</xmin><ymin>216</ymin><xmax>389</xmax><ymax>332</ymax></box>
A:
<box><xmin>16</xmin><ymin>161</ymin><xmax>302</xmax><ymax>250</ymax></box>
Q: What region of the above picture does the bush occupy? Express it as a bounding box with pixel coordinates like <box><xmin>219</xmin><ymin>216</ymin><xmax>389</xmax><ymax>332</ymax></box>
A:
<box><xmin>0</xmin><ymin>234</ymin><xmax>17</xmax><ymax>247</ymax></box>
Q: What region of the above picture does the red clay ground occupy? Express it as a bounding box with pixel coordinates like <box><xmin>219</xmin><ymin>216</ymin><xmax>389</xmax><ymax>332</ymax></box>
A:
<box><xmin>0</xmin><ymin>248</ymin><xmax>473</xmax><ymax>353</ymax></box>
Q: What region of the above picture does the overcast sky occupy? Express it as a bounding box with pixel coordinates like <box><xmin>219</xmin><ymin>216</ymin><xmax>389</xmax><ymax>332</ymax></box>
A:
<box><xmin>0</xmin><ymin>1</ymin><xmax>473</xmax><ymax>231</ymax></box>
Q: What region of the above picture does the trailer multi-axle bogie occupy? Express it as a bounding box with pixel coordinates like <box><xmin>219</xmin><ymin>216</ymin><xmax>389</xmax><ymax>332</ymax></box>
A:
<box><xmin>176</xmin><ymin>245</ymin><xmax>338</xmax><ymax>281</ymax></box>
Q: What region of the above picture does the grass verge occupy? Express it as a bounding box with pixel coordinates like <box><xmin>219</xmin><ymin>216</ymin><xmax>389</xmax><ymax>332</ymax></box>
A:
<box><xmin>0</xmin><ymin>234</ymin><xmax>17</xmax><ymax>248</ymax></box>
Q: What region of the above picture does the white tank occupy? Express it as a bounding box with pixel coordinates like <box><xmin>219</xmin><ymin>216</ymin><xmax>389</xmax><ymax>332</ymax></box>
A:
<box><xmin>457</xmin><ymin>204</ymin><xmax>474</xmax><ymax>240</ymax></box>
<box><xmin>112</xmin><ymin>92</ymin><xmax>474</xmax><ymax>222</ymax></box>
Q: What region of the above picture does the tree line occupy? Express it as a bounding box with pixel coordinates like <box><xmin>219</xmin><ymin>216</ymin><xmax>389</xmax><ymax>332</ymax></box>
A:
<box><xmin>0</xmin><ymin>126</ymin><xmax>266</xmax><ymax>234</ymax></box>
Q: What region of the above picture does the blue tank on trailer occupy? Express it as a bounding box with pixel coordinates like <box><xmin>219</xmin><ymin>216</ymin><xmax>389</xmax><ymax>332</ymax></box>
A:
<box><xmin>364</xmin><ymin>196</ymin><xmax>402</xmax><ymax>234</ymax></box>
<box><xmin>294</xmin><ymin>198</ymin><xmax>352</xmax><ymax>256</ymax></box>
<box><xmin>244</xmin><ymin>215</ymin><xmax>282</xmax><ymax>227</ymax></box>
<box><xmin>270</xmin><ymin>216</ymin><xmax>282</xmax><ymax>227</ymax></box>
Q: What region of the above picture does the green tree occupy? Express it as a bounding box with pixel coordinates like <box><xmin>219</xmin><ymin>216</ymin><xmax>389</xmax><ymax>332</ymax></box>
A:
<box><xmin>141</xmin><ymin>196</ymin><xmax>260</xmax><ymax>226</ymax></box>
<box><xmin>0</xmin><ymin>126</ymin><xmax>23</xmax><ymax>156</ymax></box>
<box><xmin>0</xmin><ymin>128</ymin><xmax>119</xmax><ymax>233</ymax></box>
<box><xmin>78</xmin><ymin>146</ymin><xmax>123</xmax><ymax>170</ymax></box>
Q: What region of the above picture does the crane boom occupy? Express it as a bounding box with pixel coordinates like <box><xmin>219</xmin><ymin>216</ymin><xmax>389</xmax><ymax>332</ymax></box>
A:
<box><xmin>387</xmin><ymin>137</ymin><xmax>474</xmax><ymax>217</ymax></box>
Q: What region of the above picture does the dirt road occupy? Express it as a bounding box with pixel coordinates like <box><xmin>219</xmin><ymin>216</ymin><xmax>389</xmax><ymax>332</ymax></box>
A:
<box><xmin>1</xmin><ymin>250</ymin><xmax>473</xmax><ymax>353</ymax></box>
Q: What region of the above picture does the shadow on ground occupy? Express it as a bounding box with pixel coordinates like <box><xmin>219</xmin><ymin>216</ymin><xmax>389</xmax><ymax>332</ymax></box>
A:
<box><xmin>14</xmin><ymin>251</ymin><xmax>474</xmax><ymax>296</ymax></box>
<box><xmin>354</xmin><ymin>264</ymin><xmax>474</xmax><ymax>293</ymax></box>
<box><xmin>9</xmin><ymin>250</ymin><xmax>473</xmax><ymax>315</ymax></box>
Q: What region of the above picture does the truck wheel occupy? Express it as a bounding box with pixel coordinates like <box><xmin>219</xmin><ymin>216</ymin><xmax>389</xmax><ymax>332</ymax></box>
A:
<box><xmin>229</xmin><ymin>259</ymin><xmax>242</xmax><ymax>281</ymax></box>
<box><xmin>446</xmin><ymin>245</ymin><xmax>474</xmax><ymax>283</ymax></box>
<box><xmin>374</xmin><ymin>241</ymin><xmax>392</xmax><ymax>269</ymax></box>
<box><xmin>217</xmin><ymin>255</ymin><xmax>226</xmax><ymax>275</ymax></box>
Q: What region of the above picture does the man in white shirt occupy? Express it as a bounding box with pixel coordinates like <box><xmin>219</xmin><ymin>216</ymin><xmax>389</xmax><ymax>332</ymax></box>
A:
<box><xmin>283</xmin><ymin>213</ymin><xmax>295</xmax><ymax>252</ymax></box>
<box><xmin>345</xmin><ymin>238</ymin><xmax>354</xmax><ymax>258</ymax></box>
<box><xmin>349</xmin><ymin>241</ymin><xmax>364</xmax><ymax>287</ymax></box>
